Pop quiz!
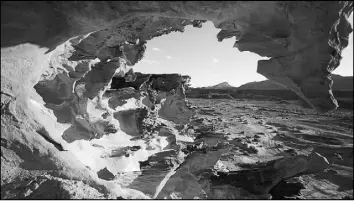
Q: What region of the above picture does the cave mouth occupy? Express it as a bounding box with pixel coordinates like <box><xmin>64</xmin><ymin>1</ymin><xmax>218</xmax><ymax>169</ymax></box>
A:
<box><xmin>32</xmin><ymin>18</ymin><xmax>270</xmax><ymax>152</ymax></box>
<box><xmin>33</xmin><ymin>3</ymin><xmax>352</xmax><ymax>116</ymax></box>
<box><xmin>31</xmin><ymin>9</ymin><xmax>351</xmax><ymax>189</ymax></box>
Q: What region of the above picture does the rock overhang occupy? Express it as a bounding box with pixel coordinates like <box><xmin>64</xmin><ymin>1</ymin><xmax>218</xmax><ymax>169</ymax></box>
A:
<box><xmin>2</xmin><ymin>1</ymin><xmax>352</xmax><ymax>113</ymax></box>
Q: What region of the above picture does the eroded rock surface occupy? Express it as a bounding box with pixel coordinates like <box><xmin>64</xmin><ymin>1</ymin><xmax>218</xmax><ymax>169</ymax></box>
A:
<box><xmin>2</xmin><ymin>1</ymin><xmax>353</xmax><ymax>112</ymax></box>
<box><xmin>1</xmin><ymin>1</ymin><xmax>353</xmax><ymax>199</ymax></box>
<box><xmin>1</xmin><ymin>40</ymin><xmax>195</xmax><ymax>197</ymax></box>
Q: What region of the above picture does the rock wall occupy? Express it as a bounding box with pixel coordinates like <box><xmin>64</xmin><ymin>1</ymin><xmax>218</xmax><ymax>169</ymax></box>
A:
<box><xmin>1</xmin><ymin>1</ymin><xmax>353</xmax><ymax>199</ymax></box>
<box><xmin>1</xmin><ymin>38</ymin><xmax>195</xmax><ymax>198</ymax></box>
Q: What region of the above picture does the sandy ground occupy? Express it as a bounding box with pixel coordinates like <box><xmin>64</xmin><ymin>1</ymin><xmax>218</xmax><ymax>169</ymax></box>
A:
<box><xmin>187</xmin><ymin>98</ymin><xmax>353</xmax><ymax>199</ymax></box>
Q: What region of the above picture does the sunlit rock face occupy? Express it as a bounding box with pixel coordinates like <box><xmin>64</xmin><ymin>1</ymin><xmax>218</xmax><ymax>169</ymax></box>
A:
<box><xmin>1</xmin><ymin>1</ymin><xmax>352</xmax><ymax>199</ymax></box>
<box><xmin>2</xmin><ymin>40</ymin><xmax>195</xmax><ymax>198</ymax></box>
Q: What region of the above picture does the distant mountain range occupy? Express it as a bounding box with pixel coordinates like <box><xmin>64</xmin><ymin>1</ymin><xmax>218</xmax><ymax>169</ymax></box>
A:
<box><xmin>237</xmin><ymin>74</ymin><xmax>353</xmax><ymax>91</ymax></box>
<box><xmin>198</xmin><ymin>74</ymin><xmax>352</xmax><ymax>91</ymax></box>
<box><xmin>187</xmin><ymin>74</ymin><xmax>353</xmax><ymax>110</ymax></box>
<box><xmin>204</xmin><ymin>82</ymin><xmax>235</xmax><ymax>89</ymax></box>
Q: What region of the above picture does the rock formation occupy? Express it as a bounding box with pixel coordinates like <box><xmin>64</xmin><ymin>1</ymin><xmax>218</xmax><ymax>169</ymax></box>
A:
<box><xmin>2</xmin><ymin>1</ymin><xmax>353</xmax><ymax>112</ymax></box>
<box><xmin>1</xmin><ymin>1</ymin><xmax>353</xmax><ymax>199</ymax></box>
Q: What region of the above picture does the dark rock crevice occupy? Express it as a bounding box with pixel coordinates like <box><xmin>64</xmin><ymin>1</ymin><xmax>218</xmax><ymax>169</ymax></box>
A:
<box><xmin>36</xmin><ymin>127</ymin><xmax>66</xmax><ymax>152</ymax></box>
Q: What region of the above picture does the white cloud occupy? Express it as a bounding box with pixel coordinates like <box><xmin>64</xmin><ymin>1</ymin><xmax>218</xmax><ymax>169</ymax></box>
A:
<box><xmin>166</xmin><ymin>56</ymin><xmax>172</xmax><ymax>59</ymax></box>
<box><xmin>213</xmin><ymin>58</ymin><xmax>219</xmax><ymax>63</ymax></box>
<box><xmin>152</xmin><ymin>47</ymin><xmax>161</xmax><ymax>51</ymax></box>
<box><xmin>141</xmin><ymin>60</ymin><xmax>160</xmax><ymax>65</ymax></box>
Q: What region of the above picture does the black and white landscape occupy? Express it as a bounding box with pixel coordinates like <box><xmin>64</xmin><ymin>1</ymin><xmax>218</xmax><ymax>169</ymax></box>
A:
<box><xmin>1</xmin><ymin>1</ymin><xmax>353</xmax><ymax>200</ymax></box>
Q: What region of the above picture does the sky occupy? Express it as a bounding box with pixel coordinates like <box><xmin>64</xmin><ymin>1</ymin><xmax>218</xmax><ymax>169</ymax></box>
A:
<box><xmin>134</xmin><ymin>14</ymin><xmax>353</xmax><ymax>88</ymax></box>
